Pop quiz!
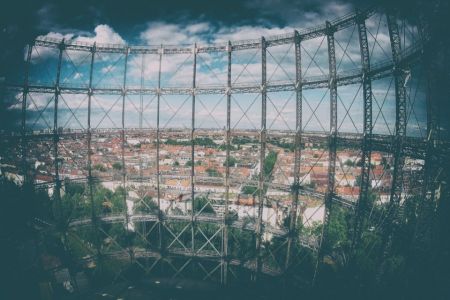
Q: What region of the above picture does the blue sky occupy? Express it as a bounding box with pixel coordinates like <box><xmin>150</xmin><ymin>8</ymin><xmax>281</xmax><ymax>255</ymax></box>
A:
<box><xmin>0</xmin><ymin>0</ymin><xmax>427</xmax><ymax>136</ymax></box>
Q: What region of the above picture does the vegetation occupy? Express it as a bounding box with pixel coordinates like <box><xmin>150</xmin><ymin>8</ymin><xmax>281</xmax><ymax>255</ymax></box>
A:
<box><xmin>232</xmin><ymin>136</ymin><xmax>258</xmax><ymax>145</ymax></box>
<box><xmin>112</xmin><ymin>162</ymin><xmax>122</xmax><ymax>170</ymax></box>
<box><xmin>344</xmin><ymin>159</ymin><xmax>355</xmax><ymax>167</ymax></box>
<box><xmin>93</xmin><ymin>163</ymin><xmax>107</xmax><ymax>172</ymax></box>
<box><xmin>223</xmin><ymin>155</ymin><xmax>238</xmax><ymax>167</ymax></box>
<box><xmin>206</xmin><ymin>168</ymin><xmax>220</xmax><ymax>177</ymax></box>
<box><xmin>241</xmin><ymin>185</ymin><xmax>258</xmax><ymax>195</ymax></box>
<box><xmin>184</xmin><ymin>160</ymin><xmax>202</xmax><ymax>167</ymax></box>
<box><xmin>218</xmin><ymin>144</ymin><xmax>237</xmax><ymax>151</ymax></box>
<box><xmin>193</xmin><ymin>196</ymin><xmax>215</xmax><ymax>214</ymax></box>
<box><xmin>268</xmin><ymin>138</ymin><xmax>296</xmax><ymax>151</ymax></box>
<box><xmin>134</xmin><ymin>195</ymin><xmax>158</xmax><ymax>213</ymax></box>
<box><xmin>1</xmin><ymin>169</ymin><xmax>449</xmax><ymax>300</ymax></box>
<box><xmin>264</xmin><ymin>150</ymin><xmax>278</xmax><ymax>177</ymax></box>
<box><xmin>239</xmin><ymin>151</ymin><xmax>277</xmax><ymax>196</ymax></box>
<box><xmin>165</xmin><ymin>137</ymin><xmax>216</xmax><ymax>147</ymax></box>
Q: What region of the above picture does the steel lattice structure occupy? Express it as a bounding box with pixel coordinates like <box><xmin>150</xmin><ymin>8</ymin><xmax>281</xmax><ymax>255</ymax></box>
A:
<box><xmin>0</xmin><ymin>6</ymin><xmax>447</xmax><ymax>288</ymax></box>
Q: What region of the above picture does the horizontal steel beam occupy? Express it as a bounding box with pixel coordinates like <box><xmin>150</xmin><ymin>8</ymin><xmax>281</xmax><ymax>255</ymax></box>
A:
<box><xmin>32</xmin><ymin>8</ymin><xmax>376</xmax><ymax>54</ymax></box>
<box><xmin>3</xmin><ymin>42</ymin><xmax>423</xmax><ymax>97</ymax></box>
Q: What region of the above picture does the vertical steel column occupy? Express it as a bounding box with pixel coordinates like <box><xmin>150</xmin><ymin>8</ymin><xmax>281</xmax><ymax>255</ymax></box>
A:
<box><xmin>285</xmin><ymin>31</ymin><xmax>302</xmax><ymax>271</ymax></box>
<box><xmin>21</xmin><ymin>43</ymin><xmax>33</xmax><ymax>186</ymax></box>
<box><xmin>53</xmin><ymin>40</ymin><xmax>65</xmax><ymax>221</ymax></box>
<box><xmin>139</xmin><ymin>54</ymin><xmax>144</xmax><ymax>130</ymax></box>
<box><xmin>255</xmin><ymin>36</ymin><xmax>267</xmax><ymax>279</ymax></box>
<box><xmin>222</xmin><ymin>40</ymin><xmax>232</xmax><ymax>285</ymax></box>
<box><xmin>352</xmin><ymin>14</ymin><xmax>373</xmax><ymax>252</ymax></box>
<box><xmin>325</xmin><ymin>21</ymin><xmax>338</xmax><ymax>241</ymax></box>
<box><xmin>87</xmin><ymin>43</ymin><xmax>98</xmax><ymax>253</ymax></box>
<box><xmin>157</xmin><ymin>46</ymin><xmax>164</xmax><ymax>253</ymax></box>
<box><xmin>386</xmin><ymin>12</ymin><xmax>407</xmax><ymax>216</ymax></box>
<box><xmin>406</xmin><ymin>19</ymin><xmax>438</xmax><ymax>282</ymax></box>
<box><xmin>121</xmin><ymin>47</ymin><xmax>130</xmax><ymax>259</ymax></box>
<box><xmin>315</xmin><ymin>22</ymin><xmax>337</xmax><ymax>282</ymax></box>
<box><xmin>191</xmin><ymin>44</ymin><xmax>197</xmax><ymax>254</ymax></box>
<box><xmin>378</xmin><ymin>11</ymin><xmax>407</xmax><ymax>280</ymax></box>
<box><xmin>139</xmin><ymin>53</ymin><xmax>145</xmax><ymax>179</ymax></box>
<box><xmin>412</xmin><ymin>20</ymin><xmax>438</xmax><ymax>256</ymax></box>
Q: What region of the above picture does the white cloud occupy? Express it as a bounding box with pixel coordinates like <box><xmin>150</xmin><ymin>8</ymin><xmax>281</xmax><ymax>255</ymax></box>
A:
<box><xmin>31</xmin><ymin>25</ymin><xmax>126</xmax><ymax>62</ymax></box>
<box><xmin>37</xmin><ymin>24</ymin><xmax>125</xmax><ymax>45</ymax></box>
<box><xmin>29</xmin><ymin>32</ymin><xmax>75</xmax><ymax>61</ymax></box>
<box><xmin>26</xmin><ymin>8</ymin><xmax>398</xmax><ymax>131</ymax></box>
<box><xmin>74</xmin><ymin>24</ymin><xmax>125</xmax><ymax>45</ymax></box>
<box><xmin>214</xmin><ymin>25</ymin><xmax>294</xmax><ymax>43</ymax></box>
<box><xmin>101</xmin><ymin>65</ymin><xmax>116</xmax><ymax>74</ymax></box>
<box><xmin>140</xmin><ymin>22</ymin><xmax>209</xmax><ymax>45</ymax></box>
<box><xmin>185</xmin><ymin>23</ymin><xmax>211</xmax><ymax>35</ymax></box>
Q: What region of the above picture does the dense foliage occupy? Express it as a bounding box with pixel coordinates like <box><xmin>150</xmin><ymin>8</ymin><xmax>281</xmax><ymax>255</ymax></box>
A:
<box><xmin>1</xmin><ymin>174</ymin><xmax>449</xmax><ymax>299</ymax></box>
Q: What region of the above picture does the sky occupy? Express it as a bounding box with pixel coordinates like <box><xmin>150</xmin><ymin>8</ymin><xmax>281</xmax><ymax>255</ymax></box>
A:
<box><xmin>0</xmin><ymin>0</ymin><xmax>428</xmax><ymax>136</ymax></box>
<box><xmin>1</xmin><ymin>0</ymin><xmax>382</xmax><ymax>75</ymax></box>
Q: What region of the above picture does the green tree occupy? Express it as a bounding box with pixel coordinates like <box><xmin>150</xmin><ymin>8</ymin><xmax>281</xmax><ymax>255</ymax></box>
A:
<box><xmin>223</xmin><ymin>156</ymin><xmax>238</xmax><ymax>167</ymax></box>
<box><xmin>344</xmin><ymin>159</ymin><xmax>355</xmax><ymax>167</ymax></box>
<box><xmin>206</xmin><ymin>168</ymin><xmax>220</xmax><ymax>177</ymax></box>
<box><xmin>193</xmin><ymin>197</ymin><xmax>215</xmax><ymax>214</ymax></box>
<box><xmin>241</xmin><ymin>185</ymin><xmax>258</xmax><ymax>195</ymax></box>
<box><xmin>264</xmin><ymin>150</ymin><xmax>278</xmax><ymax>177</ymax></box>
<box><xmin>134</xmin><ymin>195</ymin><xmax>158</xmax><ymax>213</ymax></box>
<box><xmin>112</xmin><ymin>162</ymin><xmax>122</xmax><ymax>170</ymax></box>
<box><xmin>94</xmin><ymin>164</ymin><xmax>106</xmax><ymax>172</ymax></box>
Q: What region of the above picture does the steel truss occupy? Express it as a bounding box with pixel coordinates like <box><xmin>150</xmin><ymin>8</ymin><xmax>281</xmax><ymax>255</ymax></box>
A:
<box><xmin>376</xmin><ymin>11</ymin><xmax>409</xmax><ymax>279</ymax></box>
<box><xmin>314</xmin><ymin>21</ymin><xmax>338</xmax><ymax>282</ymax></box>
<box><xmin>1</xmin><ymin>6</ymin><xmax>440</xmax><ymax>288</ymax></box>
<box><xmin>351</xmin><ymin>12</ymin><xmax>373</xmax><ymax>255</ymax></box>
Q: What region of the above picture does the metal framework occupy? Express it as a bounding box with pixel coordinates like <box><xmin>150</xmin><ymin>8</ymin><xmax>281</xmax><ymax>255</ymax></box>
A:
<box><xmin>0</xmin><ymin>7</ymin><xmax>441</xmax><ymax>288</ymax></box>
<box><xmin>314</xmin><ymin>21</ymin><xmax>338</xmax><ymax>282</ymax></box>
<box><xmin>376</xmin><ymin>11</ymin><xmax>409</xmax><ymax>279</ymax></box>
<box><xmin>255</xmin><ymin>36</ymin><xmax>267</xmax><ymax>280</ymax></box>
<box><xmin>351</xmin><ymin>12</ymin><xmax>373</xmax><ymax>253</ymax></box>
<box><xmin>53</xmin><ymin>40</ymin><xmax>64</xmax><ymax>221</ymax></box>
<box><xmin>285</xmin><ymin>30</ymin><xmax>302</xmax><ymax>271</ymax></box>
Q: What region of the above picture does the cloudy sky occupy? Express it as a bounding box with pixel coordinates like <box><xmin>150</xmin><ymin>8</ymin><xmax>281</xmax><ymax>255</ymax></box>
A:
<box><xmin>1</xmin><ymin>0</ymin><xmax>382</xmax><ymax>76</ymax></box>
<box><xmin>0</xmin><ymin>0</ymin><xmax>427</xmax><ymax>136</ymax></box>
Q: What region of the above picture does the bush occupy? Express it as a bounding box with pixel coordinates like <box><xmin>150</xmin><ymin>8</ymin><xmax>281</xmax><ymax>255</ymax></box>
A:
<box><xmin>112</xmin><ymin>162</ymin><xmax>122</xmax><ymax>170</ymax></box>
<box><xmin>223</xmin><ymin>156</ymin><xmax>238</xmax><ymax>167</ymax></box>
